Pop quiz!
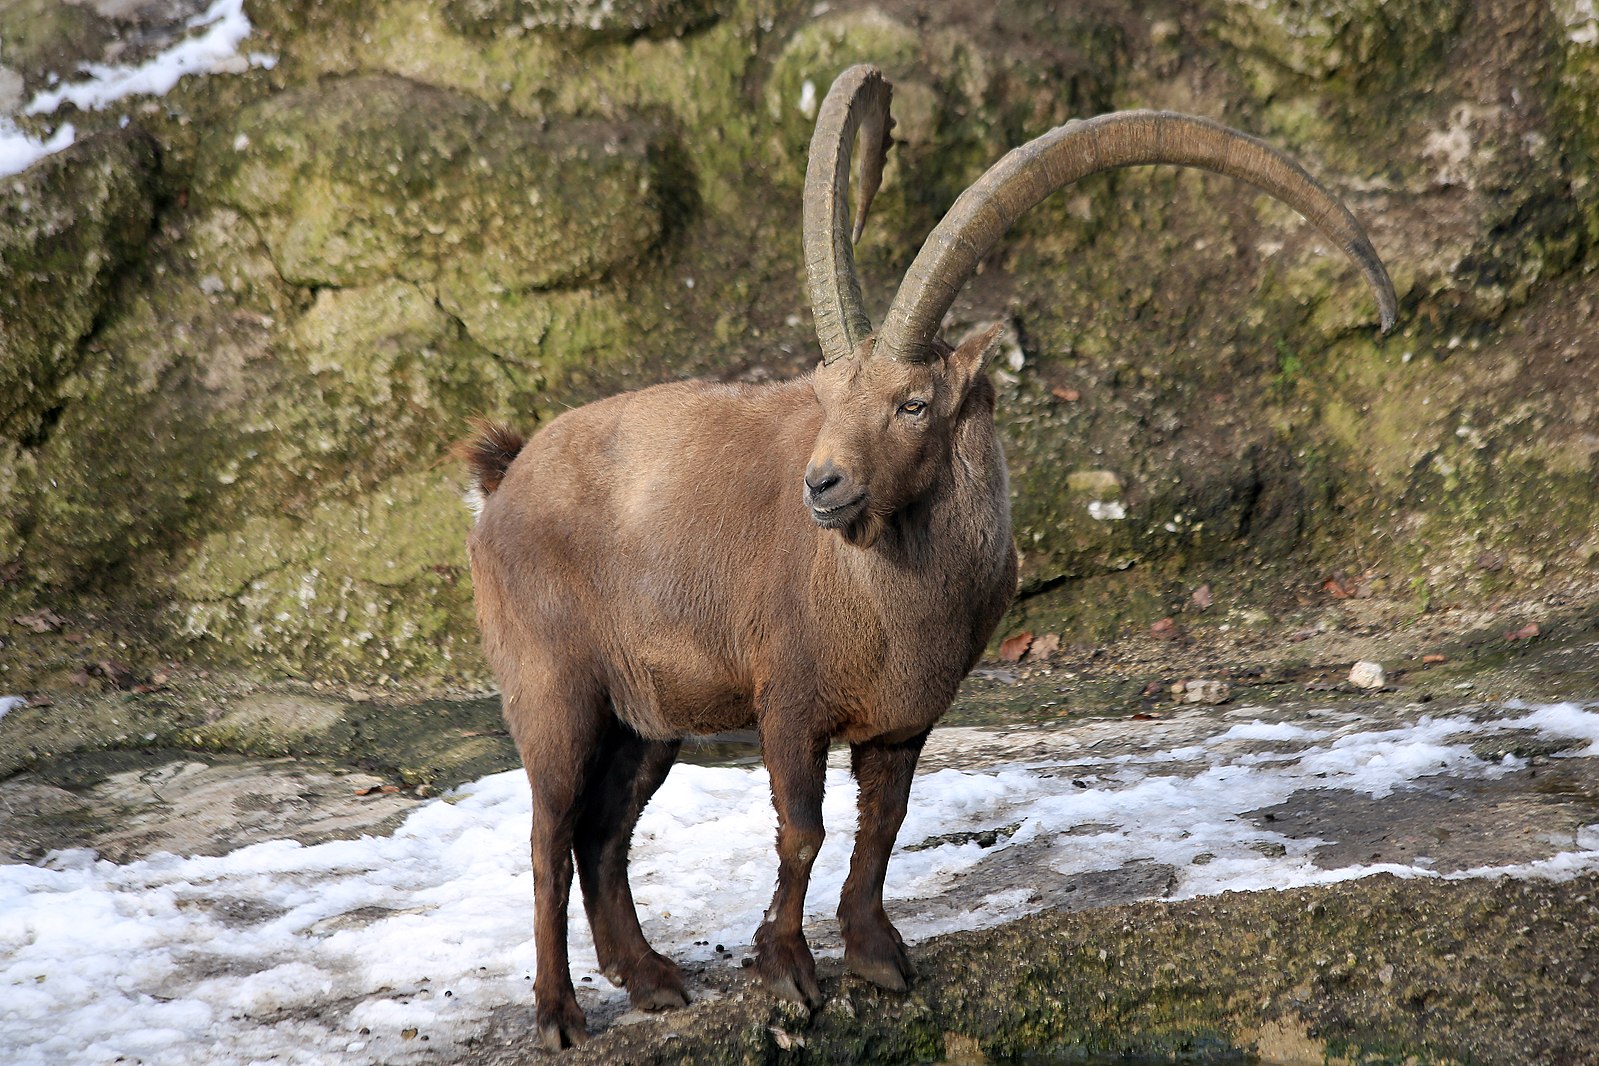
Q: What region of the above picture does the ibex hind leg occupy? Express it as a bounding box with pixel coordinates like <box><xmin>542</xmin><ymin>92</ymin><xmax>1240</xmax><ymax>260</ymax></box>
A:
<box><xmin>511</xmin><ymin>681</ymin><xmax>607</xmax><ymax>1052</ymax></box>
<box><xmin>573</xmin><ymin>720</ymin><xmax>687</xmax><ymax>1012</ymax></box>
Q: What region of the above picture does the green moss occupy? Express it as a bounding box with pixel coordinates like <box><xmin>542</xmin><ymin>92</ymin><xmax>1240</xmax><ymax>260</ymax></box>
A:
<box><xmin>0</xmin><ymin>0</ymin><xmax>111</xmax><ymax>88</ymax></box>
<box><xmin>441</xmin><ymin>0</ymin><xmax>722</xmax><ymax>41</ymax></box>
<box><xmin>0</xmin><ymin>131</ymin><xmax>157</xmax><ymax>442</ymax></box>
<box><xmin>198</xmin><ymin>74</ymin><xmax>663</xmax><ymax>292</ymax></box>
<box><xmin>171</xmin><ymin>469</ymin><xmax>484</xmax><ymax>682</ymax></box>
<box><xmin>1559</xmin><ymin>5</ymin><xmax>1599</xmax><ymax>239</ymax></box>
<box><xmin>3</xmin><ymin>199</ymin><xmax>294</xmax><ymax>592</ymax></box>
<box><xmin>1209</xmin><ymin>0</ymin><xmax>1466</xmax><ymax>98</ymax></box>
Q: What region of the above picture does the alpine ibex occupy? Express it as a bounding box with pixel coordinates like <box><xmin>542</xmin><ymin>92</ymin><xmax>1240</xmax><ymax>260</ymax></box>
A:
<box><xmin>460</xmin><ymin>65</ymin><xmax>1395</xmax><ymax>1049</ymax></box>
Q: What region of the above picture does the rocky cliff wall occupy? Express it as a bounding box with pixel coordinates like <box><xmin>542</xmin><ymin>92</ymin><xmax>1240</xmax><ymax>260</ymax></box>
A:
<box><xmin>4</xmin><ymin>0</ymin><xmax>1599</xmax><ymax>691</ymax></box>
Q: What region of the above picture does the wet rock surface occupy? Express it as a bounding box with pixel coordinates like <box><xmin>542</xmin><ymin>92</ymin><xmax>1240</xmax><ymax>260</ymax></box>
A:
<box><xmin>0</xmin><ymin>752</ymin><xmax>419</xmax><ymax>864</ymax></box>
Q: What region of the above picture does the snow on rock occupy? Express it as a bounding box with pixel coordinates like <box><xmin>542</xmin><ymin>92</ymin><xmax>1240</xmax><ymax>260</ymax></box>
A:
<box><xmin>0</xmin><ymin>0</ymin><xmax>273</xmax><ymax>178</ymax></box>
<box><xmin>2</xmin><ymin>703</ymin><xmax>1599</xmax><ymax>1063</ymax></box>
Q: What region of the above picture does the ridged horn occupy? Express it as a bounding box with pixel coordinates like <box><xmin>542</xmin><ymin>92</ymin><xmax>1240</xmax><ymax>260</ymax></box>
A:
<box><xmin>876</xmin><ymin>110</ymin><xmax>1398</xmax><ymax>364</ymax></box>
<box><xmin>803</xmin><ymin>64</ymin><xmax>894</xmax><ymax>365</ymax></box>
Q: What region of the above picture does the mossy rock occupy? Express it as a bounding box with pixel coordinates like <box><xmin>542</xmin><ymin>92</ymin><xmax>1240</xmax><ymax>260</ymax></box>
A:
<box><xmin>441</xmin><ymin>0</ymin><xmax>722</xmax><ymax>41</ymax></box>
<box><xmin>198</xmin><ymin>73</ymin><xmax>664</xmax><ymax>294</ymax></box>
<box><xmin>171</xmin><ymin>468</ymin><xmax>482</xmax><ymax>681</ymax></box>
<box><xmin>0</xmin><ymin>130</ymin><xmax>157</xmax><ymax>442</ymax></box>
<box><xmin>2</xmin><ymin>201</ymin><xmax>298</xmax><ymax>592</ymax></box>
<box><xmin>1554</xmin><ymin>1</ymin><xmax>1599</xmax><ymax>240</ymax></box>
<box><xmin>1005</xmin><ymin>396</ymin><xmax>1312</xmax><ymax>590</ymax></box>
<box><xmin>0</xmin><ymin>0</ymin><xmax>112</xmax><ymax>93</ymax></box>
<box><xmin>1211</xmin><ymin>0</ymin><xmax>1466</xmax><ymax>98</ymax></box>
<box><xmin>277</xmin><ymin>279</ymin><xmax>519</xmax><ymax>487</ymax></box>
<box><xmin>437</xmin><ymin>284</ymin><xmax>630</xmax><ymax>390</ymax></box>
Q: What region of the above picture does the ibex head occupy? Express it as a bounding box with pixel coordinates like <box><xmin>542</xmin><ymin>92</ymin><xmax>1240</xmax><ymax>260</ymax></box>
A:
<box><xmin>799</xmin><ymin>65</ymin><xmax>1396</xmax><ymax>547</ymax></box>
<box><xmin>804</xmin><ymin>326</ymin><xmax>1000</xmax><ymax>548</ymax></box>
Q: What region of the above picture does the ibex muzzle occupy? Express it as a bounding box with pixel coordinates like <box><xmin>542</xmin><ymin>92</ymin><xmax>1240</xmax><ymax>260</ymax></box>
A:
<box><xmin>461</xmin><ymin>63</ymin><xmax>1394</xmax><ymax>1051</ymax></box>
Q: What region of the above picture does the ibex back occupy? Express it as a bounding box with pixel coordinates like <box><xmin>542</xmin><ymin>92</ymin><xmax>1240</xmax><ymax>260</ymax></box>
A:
<box><xmin>461</xmin><ymin>65</ymin><xmax>1395</xmax><ymax>1050</ymax></box>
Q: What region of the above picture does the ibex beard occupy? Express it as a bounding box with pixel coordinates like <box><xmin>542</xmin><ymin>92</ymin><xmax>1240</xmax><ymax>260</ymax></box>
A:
<box><xmin>460</xmin><ymin>65</ymin><xmax>1394</xmax><ymax>1051</ymax></box>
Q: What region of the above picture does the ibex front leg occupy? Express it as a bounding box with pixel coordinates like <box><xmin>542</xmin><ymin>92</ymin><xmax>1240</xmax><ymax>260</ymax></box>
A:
<box><xmin>754</xmin><ymin>720</ymin><xmax>828</xmax><ymax>1008</ymax></box>
<box><xmin>839</xmin><ymin>729</ymin><xmax>927</xmax><ymax>990</ymax></box>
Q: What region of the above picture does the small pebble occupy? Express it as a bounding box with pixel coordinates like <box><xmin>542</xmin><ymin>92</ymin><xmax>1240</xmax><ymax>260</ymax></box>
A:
<box><xmin>1349</xmin><ymin>661</ymin><xmax>1387</xmax><ymax>689</ymax></box>
<box><xmin>1171</xmin><ymin>678</ymin><xmax>1231</xmax><ymax>705</ymax></box>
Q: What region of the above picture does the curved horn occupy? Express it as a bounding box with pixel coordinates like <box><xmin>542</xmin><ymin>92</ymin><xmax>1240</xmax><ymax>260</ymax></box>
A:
<box><xmin>803</xmin><ymin>64</ymin><xmax>894</xmax><ymax>365</ymax></box>
<box><xmin>877</xmin><ymin>110</ymin><xmax>1398</xmax><ymax>364</ymax></box>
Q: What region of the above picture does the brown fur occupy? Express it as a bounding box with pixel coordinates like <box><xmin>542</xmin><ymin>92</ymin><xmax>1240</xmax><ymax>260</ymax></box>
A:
<box><xmin>463</xmin><ymin>327</ymin><xmax>1016</xmax><ymax>1049</ymax></box>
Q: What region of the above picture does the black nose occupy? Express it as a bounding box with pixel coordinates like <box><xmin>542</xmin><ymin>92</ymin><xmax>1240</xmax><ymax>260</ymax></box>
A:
<box><xmin>804</xmin><ymin>461</ymin><xmax>845</xmax><ymax>505</ymax></box>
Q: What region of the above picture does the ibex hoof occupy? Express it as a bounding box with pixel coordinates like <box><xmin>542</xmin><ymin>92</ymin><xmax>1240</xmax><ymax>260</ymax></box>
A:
<box><xmin>843</xmin><ymin>917</ymin><xmax>917</xmax><ymax>991</ymax></box>
<box><xmin>627</xmin><ymin>951</ymin><xmax>690</xmax><ymax>1012</ymax></box>
<box><xmin>755</xmin><ymin>925</ymin><xmax>824</xmax><ymax>1009</ymax></box>
<box><xmin>846</xmin><ymin>950</ymin><xmax>915</xmax><ymax>991</ymax></box>
<box><xmin>536</xmin><ymin>997</ymin><xmax>589</xmax><ymax>1052</ymax></box>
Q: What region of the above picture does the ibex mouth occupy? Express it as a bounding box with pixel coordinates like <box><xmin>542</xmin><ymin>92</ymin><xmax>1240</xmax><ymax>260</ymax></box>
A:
<box><xmin>810</xmin><ymin>494</ymin><xmax>866</xmax><ymax>529</ymax></box>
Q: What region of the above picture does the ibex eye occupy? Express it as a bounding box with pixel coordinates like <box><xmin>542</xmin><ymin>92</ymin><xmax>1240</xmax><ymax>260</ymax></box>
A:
<box><xmin>898</xmin><ymin>400</ymin><xmax>927</xmax><ymax>416</ymax></box>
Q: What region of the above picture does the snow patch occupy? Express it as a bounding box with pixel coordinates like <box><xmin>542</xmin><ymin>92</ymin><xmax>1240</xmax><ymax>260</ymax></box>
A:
<box><xmin>0</xmin><ymin>0</ymin><xmax>272</xmax><ymax>178</ymax></box>
<box><xmin>797</xmin><ymin>78</ymin><xmax>817</xmax><ymax>119</ymax></box>
<box><xmin>0</xmin><ymin>695</ymin><xmax>26</xmax><ymax>721</ymax></box>
<box><xmin>1087</xmin><ymin>499</ymin><xmax>1126</xmax><ymax>521</ymax></box>
<box><xmin>3</xmin><ymin>703</ymin><xmax>1598</xmax><ymax>1062</ymax></box>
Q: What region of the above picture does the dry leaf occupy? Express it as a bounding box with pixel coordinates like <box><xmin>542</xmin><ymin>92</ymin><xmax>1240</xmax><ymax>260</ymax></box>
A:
<box><xmin>93</xmin><ymin>661</ymin><xmax>136</xmax><ymax>689</ymax></box>
<box><xmin>13</xmin><ymin>609</ymin><xmax>66</xmax><ymax>633</ymax></box>
<box><xmin>1050</xmin><ymin>385</ymin><xmax>1081</xmax><ymax>402</ymax></box>
<box><xmin>1149</xmin><ymin>617</ymin><xmax>1178</xmax><ymax>640</ymax></box>
<box><xmin>1025</xmin><ymin>633</ymin><xmax>1061</xmax><ymax>661</ymax></box>
<box><xmin>1504</xmin><ymin>623</ymin><xmax>1540</xmax><ymax>641</ymax></box>
<box><xmin>1422</xmin><ymin>653</ymin><xmax>1447</xmax><ymax>665</ymax></box>
<box><xmin>998</xmin><ymin>631</ymin><xmax>1034</xmax><ymax>663</ymax></box>
<box><xmin>1191</xmin><ymin>583</ymin><xmax>1213</xmax><ymax>610</ymax></box>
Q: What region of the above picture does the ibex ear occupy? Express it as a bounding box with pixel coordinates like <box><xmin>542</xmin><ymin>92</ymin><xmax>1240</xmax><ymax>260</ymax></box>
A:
<box><xmin>947</xmin><ymin>322</ymin><xmax>1004</xmax><ymax>395</ymax></box>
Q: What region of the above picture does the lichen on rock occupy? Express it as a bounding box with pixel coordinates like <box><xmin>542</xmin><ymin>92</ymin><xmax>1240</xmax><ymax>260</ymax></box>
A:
<box><xmin>198</xmin><ymin>73</ymin><xmax>664</xmax><ymax>294</ymax></box>
<box><xmin>1211</xmin><ymin>0</ymin><xmax>1466</xmax><ymax>96</ymax></box>
<box><xmin>172</xmin><ymin>468</ymin><xmax>481</xmax><ymax>681</ymax></box>
<box><xmin>441</xmin><ymin>0</ymin><xmax>722</xmax><ymax>40</ymax></box>
<box><xmin>0</xmin><ymin>130</ymin><xmax>156</xmax><ymax>442</ymax></box>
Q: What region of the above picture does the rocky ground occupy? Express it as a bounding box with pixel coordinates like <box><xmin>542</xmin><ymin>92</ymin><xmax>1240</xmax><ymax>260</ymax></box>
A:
<box><xmin>4</xmin><ymin>605</ymin><xmax>1598</xmax><ymax>1064</ymax></box>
